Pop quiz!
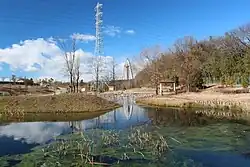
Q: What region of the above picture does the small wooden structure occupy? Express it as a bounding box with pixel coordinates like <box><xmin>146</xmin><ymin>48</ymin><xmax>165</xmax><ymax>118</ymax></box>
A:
<box><xmin>81</xmin><ymin>87</ymin><xmax>86</xmax><ymax>92</ymax></box>
<box><xmin>159</xmin><ymin>79</ymin><xmax>176</xmax><ymax>95</ymax></box>
<box><xmin>108</xmin><ymin>85</ymin><xmax>115</xmax><ymax>91</ymax></box>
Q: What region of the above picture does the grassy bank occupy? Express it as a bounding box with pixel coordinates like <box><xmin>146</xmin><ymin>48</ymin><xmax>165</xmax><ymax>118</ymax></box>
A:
<box><xmin>0</xmin><ymin>111</ymin><xmax>108</xmax><ymax>123</ymax></box>
<box><xmin>136</xmin><ymin>92</ymin><xmax>250</xmax><ymax>113</ymax></box>
<box><xmin>0</xmin><ymin>94</ymin><xmax>120</xmax><ymax>120</ymax></box>
<box><xmin>136</xmin><ymin>97</ymin><xmax>202</xmax><ymax>109</ymax></box>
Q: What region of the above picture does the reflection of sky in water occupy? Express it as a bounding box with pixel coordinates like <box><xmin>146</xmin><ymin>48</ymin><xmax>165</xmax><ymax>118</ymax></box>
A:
<box><xmin>0</xmin><ymin>122</ymin><xmax>70</xmax><ymax>156</ymax></box>
<box><xmin>0</xmin><ymin>99</ymin><xmax>149</xmax><ymax>156</ymax></box>
<box><xmin>0</xmin><ymin>136</ymin><xmax>38</xmax><ymax>156</ymax></box>
<box><xmin>0</xmin><ymin>122</ymin><xmax>69</xmax><ymax>144</ymax></box>
<box><xmin>178</xmin><ymin>149</ymin><xmax>250</xmax><ymax>167</ymax></box>
<box><xmin>95</xmin><ymin>105</ymin><xmax>149</xmax><ymax>129</ymax></box>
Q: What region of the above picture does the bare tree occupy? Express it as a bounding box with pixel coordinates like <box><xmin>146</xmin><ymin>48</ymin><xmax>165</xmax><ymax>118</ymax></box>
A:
<box><xmin>74</xmin><ymin>55</ymin><xmax>81</xmax><ymax>93</ymax></box>
<box><xmin>101</xmin><ymin>58</ymin><xmax>117</xmax><ymax>83</ymax></box>
<box><xmin>130</xmin><ymin>55</ymin><xmax>146</xmax><ymax>76</ymax></box>
<box><xmin>111</xmin><ymin>58</ymin><xmax>117</xmax><ymax>82</ymax></box>
<box><xmin>106</xmin><ymin>58</ymin><xmax>118</xmax><ymax>90</ymax></box>
<box><xmin>230</xmin><ymin>24</ymin><xmax>250</xmax><ymax>49</ymax></box>
<box><xmin>57</xmin><ymin>38</ymin><xmax>77</xmax><ymax>93</ymax></box>
<box><xmin>174</xmin><ymin>36</ymin><xmax>201</xmax><ymax>92</ymax></box>
<box><xmin>130</xmin><ymin>55</ymin><xmax>149</xmax><ymax>87</ymax></box>
<box><xmin>11</xmin><ymin>75</ymin><xmax>16</xmax><ymax>85</ymax></box>
<box><xmin>71</xmin><ymin>39</ymin><xmax>77</xmax><ymax>93</ymax></box>
<box><xmin>101</xmin><ymin>74</ymin><xmax>112</xmax><ymax>90</ymax></box>
<box><xmin>92</xmin><ymin>55</ymin><xmax>106</xmax><ymax>92</ymax></box>
<box><xmin>140</xmin><ymin>46</ymin><xmax>163</xmax><ymax>95</ymax></box>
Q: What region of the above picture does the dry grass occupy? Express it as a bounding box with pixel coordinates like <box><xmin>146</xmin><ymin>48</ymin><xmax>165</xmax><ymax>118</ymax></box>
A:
<box><xmin>136</xmin><ymin>92</ymin><xmax>250</xmax><ymax>113</ymax></box>
<box><xmin>136</xmin><ymin>95</ymin><xmax>192</xmax><ymax>108</ymax></box>
<box><xmin>29</xmin><ymin>127</ymin><xmax>169</xmax><ymax>166</ymax></box>
<box><xmin>0</xmin><ymin>111</ymin><xmax>108</xmax><ymax>123</ymax></box>
<box><xmin>0</xmin><ymin>94</ymin><xmax>120</xmax><ymax>117</ymax></box>
<box><xmin>0</xmin><ymin>85</ymin><xmax>54</xmax><ymax>96</ymax></box>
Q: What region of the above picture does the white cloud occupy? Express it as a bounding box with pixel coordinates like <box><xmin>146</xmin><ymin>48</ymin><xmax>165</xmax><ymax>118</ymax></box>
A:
<box><xmin>0</xmin><ymin>38</ymin><xmax>61</xmax><ymax>72</ymax></box>
<box><xmin>70</xmin><ymin>33</ymin><xmax>96</xmax><ymax>42</ymax></box>
<box><xmin>125</xmin><ymin>30</ymin><xmax>136</xmax><ymax>35</ymax></box>
<box><xmin>103</xmin><ymin>26</ymin><xmax>136</xmax><ymax>37</ymax></box>
<box><xmin>0</xmin><ymin>38</ymin><xmax>126</xmax><ymax>82</ymax></box>
<box><xmin>104</xmin><ymin>25</ymin><xmax>122</xmax><ymax>37</ymax></box>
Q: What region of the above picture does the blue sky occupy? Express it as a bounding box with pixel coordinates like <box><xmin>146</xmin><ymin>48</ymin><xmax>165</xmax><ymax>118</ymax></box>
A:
<box><xmin>0</xmin><ymin>0</ymin><xmax>250</xmax><ymax>81</ymax></box>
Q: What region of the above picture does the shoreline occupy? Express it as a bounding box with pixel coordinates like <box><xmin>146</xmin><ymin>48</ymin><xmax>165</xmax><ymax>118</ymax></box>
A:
<box><xmin>0</xmin><ymin>110</ymin><xmax>110</xmax><ymax>123</ymax></box>
<box><xmin>135</xmin><ymin>92</ymin><xmax>250</xmax><ymax>113</ymax></box>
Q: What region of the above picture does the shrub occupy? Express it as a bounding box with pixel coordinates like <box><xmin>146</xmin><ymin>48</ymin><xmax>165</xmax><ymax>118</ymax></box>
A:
<box><xmin>241</xmin><ymin>75</ymin><xmax>249</xmax><ymax>88</ymax></box>
<box><xmin>225</xmin><ymin>76</ymin><xmax>235</xmax><ymax>87</ymax></box>
<box><xmin>191</xmin><ymin>71</ymin><xmax>204</xmax><ymax>90</ymax></box>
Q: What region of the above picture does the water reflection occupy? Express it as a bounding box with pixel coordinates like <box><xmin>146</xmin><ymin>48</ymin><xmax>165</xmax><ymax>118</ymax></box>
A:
<box><xmin>122</xmin><ymin>96</ymin><xmax>134</xmax><ymax>120</ymax></box>
<box><xmin>146</xmin><ymin>107</ymin><xmax>250</xmax><ymax>127</ymax></box>
<box><xmin>1</xmin><ymin>96</ymin><xmax>250</xmax><ymax>167</ymax></box>
<box><xmin>0</xmin><ymin>122</ymin><xmax>69</xmax><ymax>144</ymax></box>
<box><xmin>146</xmin><ymin>107</ymin><xmax>216</xmax><ymax>127</ymax></box>
<box><xmin>0</xmin><ymin>136</ymin><xmax>38</xmax><ymax>157</ymax></box>
<box><xmin>0</xmin><ymin>96</ymin><xmax>148</xmax><ymax>156</ymax></box>
<box><xmin>179</xmin><ymin>150</ymin><xmax>250</xmax><ymax>167</ymax></box>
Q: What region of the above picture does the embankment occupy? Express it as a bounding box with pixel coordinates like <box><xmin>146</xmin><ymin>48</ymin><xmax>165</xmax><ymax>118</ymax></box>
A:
<box><xmin>136</xmin><ymin>92</ymin><xmax>250</xmax><ymax>113</ymax></box>
<box><xmin>0</xmin><ymin>94</ymin><xmax>120</xmax><ymax>120</ymax></box>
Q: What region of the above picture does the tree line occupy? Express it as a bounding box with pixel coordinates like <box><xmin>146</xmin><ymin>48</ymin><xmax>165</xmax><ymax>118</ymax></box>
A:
<box><xmin>135</xmin><ymin>23</ymin><xmax>250</xmax><ymax>93</ymax></box>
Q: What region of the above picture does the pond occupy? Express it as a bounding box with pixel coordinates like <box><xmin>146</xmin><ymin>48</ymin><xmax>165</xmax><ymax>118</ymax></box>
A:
<box><xmin>1</xmin><ymin>96</ymin><xmax>250</xmax><ymax>167</ymax></box>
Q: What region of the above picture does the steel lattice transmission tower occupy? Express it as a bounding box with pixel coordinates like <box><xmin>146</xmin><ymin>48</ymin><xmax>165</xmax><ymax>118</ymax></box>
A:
<box><xmin>94</xmin><ymin>2</ymin><xmax>104</xmax><ymax>92</ymax></box>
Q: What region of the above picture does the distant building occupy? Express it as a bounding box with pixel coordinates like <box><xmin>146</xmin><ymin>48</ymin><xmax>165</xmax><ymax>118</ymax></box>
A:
<box><xmin>33</xmin><ymin>79</ymin><xmax>40</xmax><ymax>84</ymax></box>
<box><xmin>16</xmin><ymin>79</ymin><xmax>25</xmax><ymax>84</ymax></box>
<box><xmin>108</xmin><ymin>79</ymin><xmax>135</xmax><ymax>90</ymax></box>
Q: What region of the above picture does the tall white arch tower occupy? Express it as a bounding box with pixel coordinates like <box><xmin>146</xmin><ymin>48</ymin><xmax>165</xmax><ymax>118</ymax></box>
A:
<box><xmin>123</xmin><ymin>58</ymin><xmax>134</xmax><ymax>80</ymax></box>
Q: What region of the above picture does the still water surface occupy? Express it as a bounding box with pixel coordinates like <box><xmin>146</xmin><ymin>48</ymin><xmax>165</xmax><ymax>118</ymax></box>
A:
<box><xmin>0</xmin><ymin>97</ymin><xmax>250</xmax><ymax>167</ymax></box>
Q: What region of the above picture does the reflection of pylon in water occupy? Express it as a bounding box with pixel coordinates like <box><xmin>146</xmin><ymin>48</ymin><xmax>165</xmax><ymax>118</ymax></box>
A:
<box><xmin>69</xmin><ymin>121</ymin><xmax>82</xmax><ymax>133</ymax></box>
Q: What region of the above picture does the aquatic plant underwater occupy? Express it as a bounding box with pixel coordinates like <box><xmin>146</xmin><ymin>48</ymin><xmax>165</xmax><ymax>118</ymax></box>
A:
<box><xmin>1</xmin><ymin>120</ymin><xmax>250</xmax><ymax>167</ymax></box>
<box><xmin>0</xmin><ymin>125</ymin><xmax>207</xmax><ymax>167</ymax></box>
<box><xmin>1</xmin><ymin>106</ymin><xmax>250</xmax><ymax>167</ymax></box>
